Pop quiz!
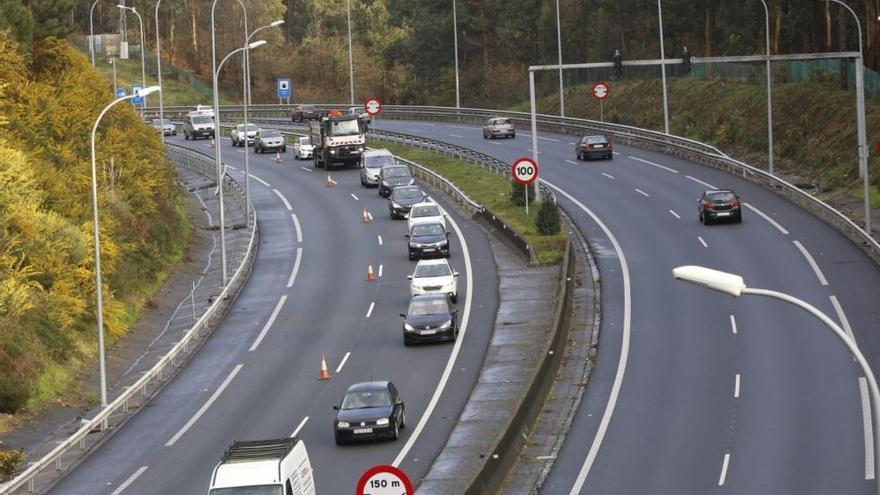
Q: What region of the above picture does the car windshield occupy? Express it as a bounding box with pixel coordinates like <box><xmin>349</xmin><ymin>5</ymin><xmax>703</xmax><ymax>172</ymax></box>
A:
<box><xmin>209</xmin><ymin>485</ymin><xmax>283</xmax><ymax>495</ymax></box>
<box><xmin>708</xmin><ymin>192</ymin><xmax>737</xmax><ymax>202</ymax></box>
<box><xmin>192</xmin><ymin>116</ymin><xmax>213</xmax><ymax>124</ymax></box>
<box><xmin>384</xmin><ymin>166</ymin><xmax>410</xmax><ymax>179</ymax></box>
<box><xmin>300</xmin><ymin>105</ymin><xmax>315</xmax><ymax>111</ymax></box>
<box><xmin>153</xmin><ymin>119</ymin><xmax>172</xmax><ymax>125</ymax></box>
<box><xmin>414</xmin><ymin>263</ymin><xmax>451</xmax><ymax>278</ymax></box>
<box><xmin>237</xmin><ymin>124</ymin><xmax>258</xmax><ymax>132</ymax></box>
<box><xmin>299</xmin><ymin>137</ymin><xmax>311</xmax><ymax>145</ymax></box>
<box><xmin>408</xmin><ymin>298</ymin><xmax>449</xmax><ymax>316</ymax></box>
<box><xmin>328</xmin><ymin>118</ymin><xmax>361</xmax><ymax>136</ymax></box>
<box><xmin>411</xmin><ymin>224</ymin><xmax>445</xmax><ymax>236</ymax></box>
<box><xmin>262</xmin><ymin>130</ymin><xmax>281</xmax><ymax>138</ymax></box>
<box><xmin>341</xmin><ymin>390</ymin><xmax>391</xmax><ymax>410</ymax></box>
<box><xmin>411</xmin><ymin>205</ymin><xmax>440</xmax><ymax>218</ymax></box>
<box><xmin>366</xmin><ymin>155</ymin><xmax>395</xmax><ymax>168</ymax></box>
<box><xmin>393</xmin><ymin>188</ymin><xmax>423</xmax><ymax>200</ymax></box>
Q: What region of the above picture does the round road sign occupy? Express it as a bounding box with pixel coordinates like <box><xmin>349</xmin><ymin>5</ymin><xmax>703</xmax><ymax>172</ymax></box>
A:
<box><xmin>511</xmin><ymin>157</ymin><xmax>539</xmax><ymax>185</ymax></box>
<box><xmin>592</xmin><ymin>82</ymin><xmax>610</xmax><ymax>100</ymax></box>
<box><xmin>356</xmin><ymin>465</ymin><xmax>413</xmax><ymax>495</ymax></box>
<box><xmin>365</xmin><ymin>98</ymin><xmax>383</xmax><ymax>116</ymax></box>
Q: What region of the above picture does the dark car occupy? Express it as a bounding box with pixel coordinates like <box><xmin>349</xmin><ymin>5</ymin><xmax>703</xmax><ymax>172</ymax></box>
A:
<box><xmin>400</xmin><ymin>294</ymin><xmax>458</xmax><ymax>345</ymax></box>
<box><xmin>378</xmin><ymin>164</ymin><xmax>414</xmax><ymax>198</ymax></box>
<box><xmin>388</xmin><ymin>186</ymin><xmax>428</xmax><ymax>219</ymax></box>
<box><xmin>576</xmin><ymin>135</ymin><xmax>613</xmax><ymax>160</ymax></box>
<box><xmin>407</xmin><ymin>221</ymin><xmax>450</xmax><ymax>260</ymax></box>
<box><xmin>291</xmin><ymin>104</ymin><xmax>322</xmax><ymax>123</ymax></box>
<box><xmin>699</xmin><ymin>189</ymin><xmax>742</xmax><ymax>224</ymax></box>
<box><xmin>333</xmin><ymin>381</ymin><xmax>405</xmax><ymax>445</ymax></box>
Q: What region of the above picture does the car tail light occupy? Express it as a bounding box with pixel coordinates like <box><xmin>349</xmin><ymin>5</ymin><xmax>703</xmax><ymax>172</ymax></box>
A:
<box><xmin>605</xmin><ymin>143</ymin><xmax>611</xmax><ymax>149</ymax></box>
<box><xmin>731</xmin><ymin>200</ymin><xmax>740</xmax><ymax>207</ymax></box>
<box><xmin>703</xmin><ymin>202</ymin><xmax>713</xmax><ymax>209</ymax></box>
<box><xmin>582</xmin><ymin>144</ymin><xmax>589</xmax><ymax>149</ymax></box>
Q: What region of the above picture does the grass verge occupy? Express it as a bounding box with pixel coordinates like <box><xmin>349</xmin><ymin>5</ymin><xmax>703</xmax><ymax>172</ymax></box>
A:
<box><xmin>373</xmin><ymin>141</ymin><xmax>566</xmax><ymax>265</ymax></box>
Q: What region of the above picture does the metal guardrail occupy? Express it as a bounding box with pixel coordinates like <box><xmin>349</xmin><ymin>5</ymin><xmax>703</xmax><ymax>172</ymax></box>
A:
<box><xmin>0</xmin><ymin>144</ymin><xmax>257</xmax><ymax>494</ymax></box>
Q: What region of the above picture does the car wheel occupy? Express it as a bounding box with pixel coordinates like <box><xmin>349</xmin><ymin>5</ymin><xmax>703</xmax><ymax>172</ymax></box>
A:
<box><xmin>282</xmin><ymin>147</ymin><xmax>287</xmax><ymax>153</ymax></box>
<box><xmin>408</xmin><ymin>253</ymin><xmax>416</xmax><ymax>261</ymax></box>
<box><xmin>403</xmin><ymin>335</ymin><xmax>412</xmax><ymax>346</ymax></box>
<box><xmin>735</xmin><ymin>213</ymin><xmax>743</xmax><ymax>223</ymax></box>
<box><xmin>400</xmin><ymin>409</ymin><xmax>406</xmax><ymax>428</ymax></box>
<box><xmin>335</xmin><ymin>434</ymin><xmax>346</xmax><ymax>446</ymax></box>
<box><xmin>451</xmin><ymin>325</ymin><xmax>459</xmax><ymax>341</ymax></box>
<box><xmin>451</xmin><ymin>294</ymin><xmax>458</xmax><ymax>304</ymax></box>
<box><xmin>392</xmin><ymin>420</ymin><xmax>400</xmax><ymax>441</ymax></box>
<box><xmin>483</xmin><ymin>132</ymin><xmax>487</xmax><ymax>139</ymax></box>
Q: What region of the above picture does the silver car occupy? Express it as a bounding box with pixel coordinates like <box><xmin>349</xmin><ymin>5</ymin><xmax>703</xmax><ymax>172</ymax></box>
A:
<box><xmin>231</xmin><ymin>124</ymin><xmax>258</xmax><ymax>147</ymax></box>
<box><xmin>293</xmin><ymin>136</ymin><xmax>313</xmax><ymax>159</ymax></box>
<box><xmin>482</xmin><ymin>117</ymin><xmax>515</xmax><ymax>139</ymax></box>
<box><xmin>254</xmin><ymin>128</ymin><xmax>286</xmax><ymax>153</ymax></box>
<box><xmin>360</xmin><ymin>148</ymin><xmax>395</xmax><ymax>188</ymax></box>
<box><xmin>151</xmin><ymin>118</ymin><xmax>176</xmax><ymax>136</ymax></box>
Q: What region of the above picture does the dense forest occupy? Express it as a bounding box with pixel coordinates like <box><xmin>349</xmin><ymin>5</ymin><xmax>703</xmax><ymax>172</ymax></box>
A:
<box><xmin>58</xmin><ymin>0</ymin><xmax>880</xmax><ymax>106</ymax></box>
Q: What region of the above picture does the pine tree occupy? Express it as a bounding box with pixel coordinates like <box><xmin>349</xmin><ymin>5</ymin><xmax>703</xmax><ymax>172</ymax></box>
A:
<box><xmin>510</xmin><ymin>181</ymin><xmax>535</xmax><ymax>206</ymax></box>
<box><xmin>535</xmin><ymin>200</ymin><xmax>561</xmax><ymax>235</ymax></box>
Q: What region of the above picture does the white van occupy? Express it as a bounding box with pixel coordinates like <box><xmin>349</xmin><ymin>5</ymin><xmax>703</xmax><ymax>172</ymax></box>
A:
<box><xmin>183</xmin><ymin>106</ymin><xmax>216</xmax><ymax>140</ymax></box>
<box><xmin>208</xmin><ymin>438</ymin><xmax>315</xmax><ymax>495</ymax></box>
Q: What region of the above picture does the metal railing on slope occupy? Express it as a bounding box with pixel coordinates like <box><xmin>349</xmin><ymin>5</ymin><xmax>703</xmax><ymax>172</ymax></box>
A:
<box><xmin>0</xmin><ymin>144</ymin><xmax>257</xmax><ymax>495</ymax></box>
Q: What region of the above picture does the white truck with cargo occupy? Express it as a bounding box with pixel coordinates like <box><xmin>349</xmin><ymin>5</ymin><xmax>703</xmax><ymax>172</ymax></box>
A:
<box><xmin>208</xmin><ymin>437</ymin><xmax>315</xmax><ymax>495</ymax></box>
<box><xmin>308</xmin><ymin>114</ymin><xmax>365</xmax><ymax>169</ymax></box>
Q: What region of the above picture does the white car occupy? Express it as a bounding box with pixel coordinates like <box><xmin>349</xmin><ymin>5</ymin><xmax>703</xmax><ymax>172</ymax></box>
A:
<box><xmin>408</xmin><ymin>258</ymin><xmax>459</xmax><ymax>302</ymax></box>
<box><xmin>231</xmin><ymin>123</ymin><xmax>258</xmax><ymax>147</ymax></box>
<box><xmin>407</xmin><ymin>201</ymin><xmax>446</xmax><ymax>231</ymax></box>
<box><xmin>294</xmin><ymin>136</ymin><xmax>314</xmax><ymax>160</ymax></box>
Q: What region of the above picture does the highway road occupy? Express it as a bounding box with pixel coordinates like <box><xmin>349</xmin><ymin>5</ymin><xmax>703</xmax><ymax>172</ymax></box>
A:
<box><xmin>49</xmin><ymin>135</ymin><xmax>499</xmax><ymax>494</ymax></box>
<box><xmin>369</xmin><ymin>118</ymin><xmax>880</xmax><ymax>494</ymax></box>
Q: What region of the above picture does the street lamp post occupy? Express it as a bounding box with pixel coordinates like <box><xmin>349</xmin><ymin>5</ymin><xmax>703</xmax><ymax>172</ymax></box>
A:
<box><xmin>346</xmin><ymin>0</ymin><xmax>355</xmax><ymax>104</ymax></box>
<box><xmin>91</xmin><ymin>85</ymin><xmax>162</xmax><ymax>413</ymax></box>
<box><xmin>155</xmin><ymin>0</ymin><xmax>165</xmax><ymax>141</ymax></box>
<box><xmin>673</xmin><ymin>264</ymin><xmax>880</xmax><ymax>494</ymax></box>
<box><xmin>826</xmin><ymin>0</ymin><xmax>871</xmax><ymax>235</ymax></box>
<box><xmin>758</xmin><ymin>0</ymin><xmax>774</xmax><ymax>175</ymax></box>
<box><xmin>110</xmin><ymin>57</ymin><xmax>117</xmax><ymax>94</ymax></box>
<box><xmin>452</xmin><ymin>0</ymin><xmax>461</xmax><ymax>108</ymax></box>
<box><xmin>657</xmin><ymin>0</ymin><xmax>670</xmax><ymax>134</ymax></box>
<box><xmin>89</xmin><ymin>0</ymin><xmax>100</xmax><ymax>67</ymax></box>
<box><xmin>117</xmin><ymin>5</ymin><xmax>147</xmax><ymax>113</ymax></box>
<box><xmin>555</xmin><ymin>0</ymin><xmax>564</xmax><ymax>117</ymax></box>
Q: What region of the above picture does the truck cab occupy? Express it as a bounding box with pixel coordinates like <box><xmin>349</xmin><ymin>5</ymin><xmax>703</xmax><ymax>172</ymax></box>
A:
<box><xmin>208</xmin><ymin>438</ymin><xmax>315</xmax><ymax>495</ymax></box>
<box><xmin>308</xmin><ymin>114</ymin><xmax>365</xmax><ymax>169</ymax></box>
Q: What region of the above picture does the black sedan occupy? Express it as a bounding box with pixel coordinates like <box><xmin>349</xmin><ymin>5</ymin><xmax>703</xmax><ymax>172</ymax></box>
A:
<box><xmin>576</xmin><ymin>135</ymin><xmax>613</xmax><ymax>160</ymax></box>
<box><xmin>699</xmin><ymin>189</ymin><xmax>742</xmax><ymax>224</ymax></box>
<box><xmin>388</xmin><ymin>185</ymin><xmax>428</xmax><ymax>219</ymax></box>
<box><xmin>407</xmin><ymin>221</ymin><xmax>450</xmax><ymax>260</ymax></box>
<box><xmin>333</xmin><ymin>381</ymin><xmax>405</xmax><ymax>444</ymax></box>
<box><xmin>401</xmin><ymin>294</ymin><xmax>458</xmax><ymax>345</ymax></box>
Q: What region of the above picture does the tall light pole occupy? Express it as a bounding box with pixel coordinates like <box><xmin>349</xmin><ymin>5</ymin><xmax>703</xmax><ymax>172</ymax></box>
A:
<box><xmin>117</xmin><ymin>5</ymin><xmax>147</xmax><ymax>113</ymax></box>
<box><xmin>89</xmin><ymin>0</ymin><xmax>100</xmax><ymax>66</ymax></box>
<box><xmin>657</xmin><ymin>0</ymin><xmax>670</xmax><ymax>134</ymax></box>
<box><xmin>91</xmin><ymin>85</ymin><xmax>162</xmax><ymax>411</ymax></box>
<box><xmin>110</xmin><ymin>57</ymin><xmax>118</xmax><ymax>94</ymax></box>
<box><xmin>346</xmin><ymin>0</ymin><xmax>355</xmax><ymax>104</ymax></box>
<box><xmin>452</xmin><ymin>0</ymin><xmax>461</xmax><ymax>108</ymax></box>
<box><xmin>826</xmin><ymin>0</ymin><xmax>871</xmax><ymax>235</ymax></box>
<box><xmin>154</xmin><ymin>0</ymin><xmax>165</xmax><ymax>141</ymax></box>
<box><xmin>555</xmin><ymin>0</ymin><xmax>564</xmax><ymax>117</ymax></box>
<box><xmin>673</xmin><ymin>265</ymin><xmax>880</xmax><ymax>494</ymax></box>
<box><xmin>758</xmin><ymin>0</ymin><xmax>774</xmax><ymax>175</ymax></box>
<box><xmin>244</xmin><ymin>20</ymin><xmax>283</xmax><ymax>106</ymax></box>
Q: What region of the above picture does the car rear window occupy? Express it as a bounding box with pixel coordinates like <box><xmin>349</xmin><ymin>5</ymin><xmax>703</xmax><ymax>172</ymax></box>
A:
<box><xmin>584</xmin><ymin>136</ymin><xmax>607</xmax><ymax>144</ymax></box>
<box><xmin>708</xmin><ymin>191</ymin><xmax>737</xmax><ymax>202</ymax></box>
<box><xmin>384</xmin><ymin>166</ymin><xmax>410</xmax><ymax>178</ymax></box>
<box><xmin>393</xmin><ymin>187</ymin><xmax>424</xmax><ymax>200</ymax></box>
<box><xmin>366</xmin><ymin>155</ymin><xmax>396</xmax><ymax>168</ymax></box>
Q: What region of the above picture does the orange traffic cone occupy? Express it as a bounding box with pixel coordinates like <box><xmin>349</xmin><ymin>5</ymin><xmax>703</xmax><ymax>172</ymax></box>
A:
<box><xmin>326</xmin><ymin>174</ymin><xmax>336</xmax><ymax>188</ymax></box>
<box><xmin>274</xmin><ymin>151</ymin><xmax>282</xmax><ymax>164</ymax></box>
<box><xmin>367</xmin><ymin>262</ymin><xmax>376</xmax><ymax>281</ymax></box>
<box><xmin>362</xmin><ymin>208</ymin><xmax>371</xmax><ymax>223</ymax></box>
<box><xmin>210</xmin><ymin>138</ymin><xmax>216</xmax><ymax>149</ymax></box>
<box><xmin>319</xmin><ymin>354</ymin><xmax>331</xmax><ymax>380</ymax></box>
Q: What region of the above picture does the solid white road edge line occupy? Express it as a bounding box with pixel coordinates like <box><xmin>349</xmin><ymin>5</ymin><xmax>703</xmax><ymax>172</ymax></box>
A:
<box><xmin>734</xmin><ymin>374</ymin><xmax>741</xmax><ymax>398</ymax></box>
<box><xmin>628</xmin><ymin>156</ymin><xmax>679</xmax><ymax>174</ymax></box>
<box><xmin>290</xmin><ymin>416</ymin><xmax>309</xmax><ymax>438</ymax></box>
<box><xmin>547</xmin><ymin>182</ymin><xmax>632</xmax><ymax>495</ymax></box>
<box><xmin>565</xmin><ymin>160</ymin><xmax>578</xmax><ymax>165</ymax></box>
<box><xmin>718</xmin><ymin>453</ymin><xmax>731</xmax><ymax>486</ymax></box>
<box><xmin>249</xmin><ymin>296</ymin><xmax>288</xmax><ymax>352</ymax></box>
<box><xmin>669</xmin><ymin>209</ymin><xmax>681</xmax><ymax>219</ymax></box>
<box><xmin>166</xmin><ymin>364</ymin><xmax>243</xmax><ymax>446</ymax></box>
<box><xmin>685</xmin><ymin>175</ymin><xmax>717</xmax><ymax>190</ymax></box>
<box><xmin>601</xmin><ymin>173</ymin><xmax>615</xmax><ymax>180</ymax></box>
<box><xmin>109</xmin><ymin>466</ymin><xmax>149</xmax><ymax>495</ymax></box>
<box><xmin>829</xmin><ymin>295</ymin><xmax>856</xmax><ymax>344</ymax></box>
<box><xmin>378</xmin><ymin>235</ymin><xmax>383</xmax><ymax>246</ymax></box>
<box><xmin>730</xmin><ymin>314</ymin><xmax>738</xmax><ymax>335</ymax></box>
<box><xmin>273</xmin><ymin>189</ymin><xmax>293</xmax><ymax>211</ymax></box>
<box><xmin>249</xmin><ymin>174</ymin><xmax>271</xmax><ymax>187</ymax></box>
<box><xmin>698</xmin><ymin>236</ymin><xmax>708</xmax><ymax>248</ymax></box>
<box><xmin>861</xmin><ymin>377</ymin><xmax>876</xmax><ymax>480</ymax></box>
<box><xmin>366</xmin><ymin>302</ymin><xmax>375</xmax><ymax>319</ymax></box>
<box><xmin>286</xmin><ymin>248</ymin><xmax>303</xmax><ymax>288</ymax></box>
<box><xmin>792</xmin><ymin>240</ymin><xmax>829</xmax><ymax>286</ymax></box>
<box><xmin>392</xmin><ymin>209</ymin><xmax>474</xmax><ymax>468</ymax></box>
<box><xmin>635</xmin><ymin>189</ymin><xmax>650</xmax><ymax>197</ymax></box>
<box><xmin>743</xmin><ymin>203</ymin><xmax>790</xmax><ymax>235</ymax></box>
<box><xmin>336</xmin><ymin>352</ymin><xmax>351</xmax><ymax>373</ymax></box>
<box><xmin>292</xmin><ymin>214</ymin><xmax>303</xmax><ymax>243</ymax></box>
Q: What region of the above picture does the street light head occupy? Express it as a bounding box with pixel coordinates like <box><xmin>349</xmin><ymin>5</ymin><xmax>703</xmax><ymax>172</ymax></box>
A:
<box><xmin>248</xmin><ymin>40</ymin><xmax>267</xmax><ymax>49</ymax></box>
<box><xmin>270</xmin><ymin>20</ymin><xmax>285</xmax><ymax>27</ymax></box>
<box><xmin>136</xmin><ymin>85</ymin><xmax>162</xmax><ymax>97</ymax></box>
<box><xmin>672</xmin><ymin>265</ymin><xmax>746</xmax><ymax>297</ymax></box>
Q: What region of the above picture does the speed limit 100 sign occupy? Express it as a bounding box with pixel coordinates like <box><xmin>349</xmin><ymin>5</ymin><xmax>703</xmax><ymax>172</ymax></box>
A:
<box><xmin>512</xmin><ymin>157</ymin><xmax>539</xmax><ymax>185</ymax></box>
<box><xmin>356</xmin><ymin>465</ymin><xmax>413</xmax><ymax>495</ymax></box>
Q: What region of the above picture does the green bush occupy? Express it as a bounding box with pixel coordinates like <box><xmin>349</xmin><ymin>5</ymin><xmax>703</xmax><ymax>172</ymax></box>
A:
<box><xmin>0</xmin><ymin>449</ymin><xmax>25</xmax><ymax>478</ymax></box>
<box><xmin>510</xmin><ymin>182</ymin><xmax>536</xmax><ymax>206</ymax></box>
<box><xmin>535</xmin><ymin>200</ymin><xmax>561</xmax><ymax>235</ymax></box>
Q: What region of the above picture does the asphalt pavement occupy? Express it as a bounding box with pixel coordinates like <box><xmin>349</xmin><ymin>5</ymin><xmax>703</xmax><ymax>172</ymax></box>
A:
<box><xmin>371</xmin><ymin>119</ymin><xmax>880</xmax><ymax>495</ymax></box>
<box><xmin>48</xmin><ymin>135</ymin><xmax>499</xmax><ymax>494</ymax></box>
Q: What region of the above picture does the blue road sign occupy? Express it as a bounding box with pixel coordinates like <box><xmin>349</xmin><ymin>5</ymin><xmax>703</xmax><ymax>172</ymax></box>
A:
<box><xmin>115</xmin><ymin>89</ymin><xmax>126</xmax><ymax>99</ymax></box>
<box><xmin>277</xmin><ymin>78</ymin><xmax>291</xmax><ymax>99</ymax></box>
<box><xmin>131</xmin><ymin>85</ymin><xmax>144</xmax><ymax>105</ymax></box>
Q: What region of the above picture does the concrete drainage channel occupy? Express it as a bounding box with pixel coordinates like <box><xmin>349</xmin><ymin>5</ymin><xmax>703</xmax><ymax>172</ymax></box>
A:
<box><xmin>0</xmin><ymin>145</ymin><xmax>257</xmax><ymax>494</ymax></box>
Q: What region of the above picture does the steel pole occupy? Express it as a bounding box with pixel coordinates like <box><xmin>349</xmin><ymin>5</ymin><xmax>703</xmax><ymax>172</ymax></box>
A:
<box><xmin>743</xmin><ymin>287</ymin><xmax>880</xmax><ymax>492</ymax></box>
<box><xmin>555</xmin><ymin>0</ymin><xmax>564</xmax><ymax>117</ymax></box>
<box><xmin>111</xmin><ymin>58</ymin><xmax>117</xmax><ymax>94</ymax></box>
<box><xmin>155</xmin><ymin>0</ymin><xmax>164</xmax><ymax>142</ymax></box>
<box><xmin>137</xmin><ymin>11</ymin><xmax>146</xmax><ymax>112</ymax></box>
<box><xmin>657</xmin><ymin>0</ymin><xmax>670</xmax><ymax>134</ymax></box>
<box><xmin>758</xmin><ymin>0</ymin><xmax>774</xmax><ymax>175</ymax></box>
<box><xmin>89</xmin><ymin>0</ymin><xmax>99</xmax><ymax>66</ymax></box>
<box><xmin>211</xmin><ymin>0</ymin><xmax>228</xmax><ymax>285</ymax></box>
<box><xmin>529</xmin><ymin>70</ymin><xmax>540</xmax><ymax>203</ymax></box>
<box><xmin>452</xmin><ymin>0</ymin><xmax>461</xmax><ymax>108</ymax></box>
<box><xmin>347</xmin><ymin>0</ymin><xmax>355</xmax><ymax>104</ymax></box>
<box><xmin>237</xmin><ymin>0</ymin><xmax>250</xmax><ymax>227</ymax></box>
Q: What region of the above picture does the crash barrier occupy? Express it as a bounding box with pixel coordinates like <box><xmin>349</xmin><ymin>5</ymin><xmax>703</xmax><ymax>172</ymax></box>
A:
<box><xmin>0</xmin><ymin>144</ymin><xmax>257</xmax><ymax>494</ymax></box>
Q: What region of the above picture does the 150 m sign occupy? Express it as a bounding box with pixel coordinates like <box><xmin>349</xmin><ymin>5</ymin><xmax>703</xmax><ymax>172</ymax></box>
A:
<box><xmin>511</xmin><ymin>157</ymin><xmax>539</xmax><ymax>185</ymax></box>
<box><xmin>356</xmin><ymin>465</ymin><xmax>413</xmax><ymax>495</ymax></box>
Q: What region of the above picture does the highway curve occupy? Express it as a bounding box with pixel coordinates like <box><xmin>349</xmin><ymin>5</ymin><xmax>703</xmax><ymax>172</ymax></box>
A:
<box><xmin>371</xmin><ymin>118</ymin><xmax>880</xmax><ymax>495</ymax></box>
<box><xmin>48</xmin><ymin>135</ymin><xmax>499</xmax><ymax>494</ymax></box>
